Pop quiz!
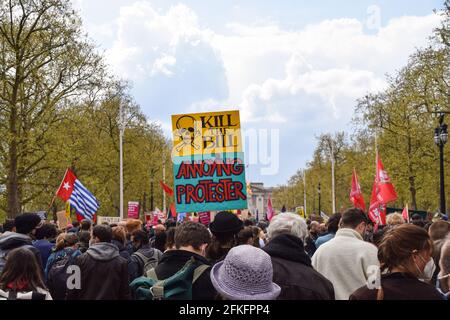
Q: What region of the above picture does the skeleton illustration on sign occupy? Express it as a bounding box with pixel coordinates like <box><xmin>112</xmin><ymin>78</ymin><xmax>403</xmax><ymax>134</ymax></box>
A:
<box><xmin>174</xmin><ymin>115</ymin><xmax>202</xmax><ymax>152</ymax></box>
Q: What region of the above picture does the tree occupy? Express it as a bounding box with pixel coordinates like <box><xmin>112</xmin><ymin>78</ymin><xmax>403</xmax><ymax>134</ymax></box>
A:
<box><xmin>0</xmin><ymin>0</ymin><xmax>105</xmax><ymax>218</ymax></box>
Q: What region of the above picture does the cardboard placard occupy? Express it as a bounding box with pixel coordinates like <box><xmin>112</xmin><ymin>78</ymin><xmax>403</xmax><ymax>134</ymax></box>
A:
<box><xmin>171</xmin><ymin>110</ymin><xmax>247</xmax><ymax>213</ymax></box>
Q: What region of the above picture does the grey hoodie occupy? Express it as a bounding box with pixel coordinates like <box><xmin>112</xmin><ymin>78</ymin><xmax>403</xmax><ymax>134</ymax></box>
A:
<box><xmin>0</xmin><ymin>232</ymin><xmax>33</xmax><ymax>250</ymax></box>
<box><xmin>86</xmin><ymin>242</ymin><xmax>120</xmax><ymax>261</ymax></box>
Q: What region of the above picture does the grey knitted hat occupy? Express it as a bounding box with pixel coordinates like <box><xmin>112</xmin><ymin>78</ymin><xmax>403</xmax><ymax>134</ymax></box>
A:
<box><xmin>210</xmin><ymin>245</ymin><xmax>281</xmax><ymax>300</ymax></box>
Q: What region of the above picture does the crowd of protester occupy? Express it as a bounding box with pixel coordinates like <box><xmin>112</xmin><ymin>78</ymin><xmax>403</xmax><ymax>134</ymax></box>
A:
<box><xmin>0</xmin><ymin>208</ymin><xmax>449</xmax><ymax>300</ymax></box>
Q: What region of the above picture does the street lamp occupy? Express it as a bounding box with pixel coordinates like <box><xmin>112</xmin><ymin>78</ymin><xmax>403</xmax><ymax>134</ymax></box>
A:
<box><xmin>434</xmin><ymin>115</ymin><xmax>448</xmax><ymax>215</ymax></box>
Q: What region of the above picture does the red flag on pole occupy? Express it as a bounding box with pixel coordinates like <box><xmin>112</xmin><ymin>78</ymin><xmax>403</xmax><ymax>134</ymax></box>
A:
<box><xmin>375</xmin><ymin>154</ymin><xmax>397</xmax><ymax>204</ymax></box>
<box><xmin>350</xmin><ymin>169</ymin><xmax>366</xmax><ymax>211</ymax></box>
<box><xmin>368</xmin><ymin>179</ymin><xmax>387</xmax><ymax>225</ymax></box>
<box><xmin>267</xmin><ymin>196</ymin><xmax>275</xmax><ymax>221</ymax></box>
<box><xmin>160</xmin><ymin>180</ymin><xmax>174</xmax><ymax>197</ymax></box>
<box><xmin>402</xmin><ymin>203</ymin><xmax>409</xmax><ymax>223</ymax></box>
<box><xmin>168</xmin><ymin>202</ymin><xmax>177</xmax><ymax>219</ymax></box>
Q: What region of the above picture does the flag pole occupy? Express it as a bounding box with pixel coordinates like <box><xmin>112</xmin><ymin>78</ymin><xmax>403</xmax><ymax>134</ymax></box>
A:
<box><xmin>48</xmin><ymin>168</ymin><xmax>69</xmax><ymax>214</ymax></box>
<box><xmin>163</xmin><ymin>152</ymin><xmax>166</xmax><ymax>214</ymax></box>
<box><xmin>331</xmin><ymin>143</ymin><xmax>336</xmax><ymax>214</ymax></box>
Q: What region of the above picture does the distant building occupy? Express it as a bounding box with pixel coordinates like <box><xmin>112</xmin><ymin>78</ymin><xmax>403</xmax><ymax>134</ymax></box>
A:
<box><xmin>247</xmin><ymin>182</ymin><xmax>273</xmax><ymax>221</ymax></box>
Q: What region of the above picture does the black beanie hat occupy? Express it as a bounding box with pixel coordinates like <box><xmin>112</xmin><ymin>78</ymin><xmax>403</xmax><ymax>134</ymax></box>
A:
<box><xmin>14</xmin><ymin>213</ymin><xmax>42</xmax><ymax>234</ymax></box>
<box><xmin>209</xmin><ymin>211</ymin><xmax>243</xmax><ymax>234</ymax></box>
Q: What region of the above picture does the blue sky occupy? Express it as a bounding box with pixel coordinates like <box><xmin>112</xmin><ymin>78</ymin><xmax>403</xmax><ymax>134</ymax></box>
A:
<box><xmin>72</xmin><ymin>0</ymin><xmax>445</xmax><ymax>187</ymax></box>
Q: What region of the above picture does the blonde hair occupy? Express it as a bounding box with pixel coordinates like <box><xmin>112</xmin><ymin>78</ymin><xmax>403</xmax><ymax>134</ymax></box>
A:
<box><xmin>125</xmin><ymin>219</ymin><xmax>142</xmax><ymax>234</ymax></box>
<box><xmin>112</xmin><ymin>226</ymin><xmax>127</xmax><ymax>245</ymax></box>
<box><xmin>386</xmin><ymin>213</ymin><xmax>405</xmax><ymax>226</ymax></box>
<box><xmin>54</xmin><ymin>232</ymin><xmax>78</xmax><ymax>251</ymax></box>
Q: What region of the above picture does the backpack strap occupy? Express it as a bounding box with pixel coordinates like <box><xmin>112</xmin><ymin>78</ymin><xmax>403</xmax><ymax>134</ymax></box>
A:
<box><xmin>146</xmin><ymin>268</ymin><xmax>159</xmax><ymax>281</ymax></box>
<box><xmin>150</xmin><ymin>280</ymin><xmax>165</xmax><ymax>300</ymax></box>
<box><xmin>192</xmin><ymin>264</ymin><xmax>210</xmax><ymax>284</ymax></box>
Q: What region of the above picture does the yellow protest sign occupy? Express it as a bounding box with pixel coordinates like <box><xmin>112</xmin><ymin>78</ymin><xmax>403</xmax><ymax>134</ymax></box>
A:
<box><xmin>171</xmin><ymin>110</ymin><xmax>242</xmax><ymax>157</ymax></box>
<box><xmin>296</xmin><ymin>206</ymin><xmax>306</xmax><ymax>219</ymax></box>
<box><xmin>65</xmin><ymin>201</ymin><xmax>71</xmax><ymax>220</ymax></box>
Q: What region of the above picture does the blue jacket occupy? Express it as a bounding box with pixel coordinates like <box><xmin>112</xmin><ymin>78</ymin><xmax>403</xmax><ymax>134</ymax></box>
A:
<box><xmin>315</xmin><ymin>233</ymin><xmax>335</xmax><ymax>249</ymax></box>
<box><xmin>33</xmin><ymin>239</ymin><xmax>54</xmax><ymax>270</ymax></box>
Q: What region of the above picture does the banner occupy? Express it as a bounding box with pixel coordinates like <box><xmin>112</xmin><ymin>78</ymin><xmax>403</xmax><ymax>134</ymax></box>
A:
<box><xmin>171</xmin><ymin>110</ymin><xmax>248</xmax><ymax>213</ymax></box>
<box><xmin>296</xmin><ymin>206</ymin><xmax>306</xmax><ymax>219</ymax></box>
<box><xmin>127</xmin><ymin>201</ymin><xmax>139</xmax><ymax>219</ymax></box>
<box><xmin>97</xmin><ymin>216</ymin><xmax>122</xmax><ymax>225</ymax></box>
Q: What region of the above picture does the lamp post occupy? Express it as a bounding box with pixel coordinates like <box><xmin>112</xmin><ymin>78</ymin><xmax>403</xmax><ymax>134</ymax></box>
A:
<box><xmin>434</xmin><ymin>115</ymin><xmax>448</xmax><ymax>215</ymax></box>
<box><xmin>118</xmin><ymin>103</ymin><xmax>125</xmax><ymax>220</ymax></box>
<box><xmin>317</xmin><ymin>183</ymin><xmax>321</xmax><ymax>214</ymax></box>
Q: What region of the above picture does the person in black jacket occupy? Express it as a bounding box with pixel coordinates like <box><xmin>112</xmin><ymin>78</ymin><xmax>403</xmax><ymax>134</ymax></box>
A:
<box><xmin>128</xmin><ymin>230</ymin><xmax>162</xmax><ymax>282</ymax></box>
<box><xmin>0</xmin><ymin>213</ymin><xmax>43</xmax><ymax>274</ymax></box>
<box><xmin>66</xmin><ymin>224</ymin><xmax>130</xmax><ymax>300</ymax></box>
<box><xmin>350</xmin><ymin>224</ymin><xmax>443</xmax><ymax>300</ymax></box>
<box><xmin>154</xmin><ymin>221</ymin><xmax>216</xmax><ymax>300</ymax></box>
<box><xmin>263</xmin><ymin>212</ymin><xmax>335</xmax><ymax>300</ymax></box>
<box><xmin>304</xmin><ymin>221</ymin><xmax>320</xmax><ymax>257</ymax></box>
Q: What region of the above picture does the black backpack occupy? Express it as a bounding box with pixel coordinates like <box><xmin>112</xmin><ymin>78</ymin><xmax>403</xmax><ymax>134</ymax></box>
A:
<box><xmin>47</xmin><ymin>249</ymin><xmax>77</xmax><ymax>300</ymax></box>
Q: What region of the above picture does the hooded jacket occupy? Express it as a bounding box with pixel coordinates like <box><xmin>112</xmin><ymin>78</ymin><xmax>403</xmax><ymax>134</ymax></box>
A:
<box><xmin>66</xmin><ymin>242</ymin><xmax>130</xmax><ymax>300</ymax></box>
<box><xmin>263</xmin><ymin>233</ymin><xmax>335</xmax><ymax>300</ymax></box>
<box><xmin>0</xmin><ymin>232</ymin><xmax>43</xmax><ymax>273</ymax></box>
<box><xmin>128</xmin><ymin>244</ymin><xmax>162</xmax><ymax>282</ymax></box>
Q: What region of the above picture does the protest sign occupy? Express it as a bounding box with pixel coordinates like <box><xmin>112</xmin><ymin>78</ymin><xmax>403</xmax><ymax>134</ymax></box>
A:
<box><xmin>127</xmin><ymin>201</ymin><xmax>139</xmax><ymax>219</ymax></box>
<box><xmin>96</xmin><ymin>216</ymin><xmax>122</xmax><ymax>225</ymax></box>
<box><xmin>198</xmin><ymin>212</ymin><xmax>211</xmax><ymax>225</ymax></box>
<box><xmin>171</xmin><ymin>110</ymin><xmax>247</xmax><ymax>213</ymax></box>
<box><xmin>56</xmin><ymin>210</ymin><xmax>69</xmax><ymax>229</ymax></box>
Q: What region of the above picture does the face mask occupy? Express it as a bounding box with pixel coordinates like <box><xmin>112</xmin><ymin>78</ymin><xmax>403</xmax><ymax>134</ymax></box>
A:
<box><xmin>416</xmin><ymin>255</ymin><xmax>435</xmax><ymax>282</ymax></box>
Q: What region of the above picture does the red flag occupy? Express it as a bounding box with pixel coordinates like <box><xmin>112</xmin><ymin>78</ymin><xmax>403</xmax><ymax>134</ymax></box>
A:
<box><xmin>368</xmin><ymin>179</ymin><xmax>387</xmax><ymax>225</ymax></box>
<box><xmin>168</xmin><ymin>202</ymin><xmax>176</xmax><ymax>219</ymax></box>
<box><xmin>56</xmin><ymin>169</ymin><xmax>77</xmax><ymax>201</ymax></box>
<box><xmin>350</xmin><ymin>169</ymin><xmax>366</xmax><ymax>211</ymax></box>
<box><xmin>267</xmin><ymin>196</ymin><xmax>275</xmax><ymax>221</ymax></box>
<box><xmin>160</xmin><ymin>180</ymin><xmax>174</xmax><ymax>197</ymax></box>
<box><xmin>375</xmin><ymin>154</ymin><xmax>397</xmax><ymax>204</ymax></box>
<box><xmin>402</xmin><ymin>203</ymin><xmax>409</xmax><ymax>223</ymax></box>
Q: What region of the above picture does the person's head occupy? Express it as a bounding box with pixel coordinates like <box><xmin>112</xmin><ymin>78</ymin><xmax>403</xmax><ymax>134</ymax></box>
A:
<box><xmin>131</xmin><ymin>230</ymin><xmax>149</xmax><ymax>250</ymax></box>
<box><xmin>78</xmin><ymin>231</ymin><xmax>91</xmax><ymax>245</ymax></box>
<box><xmin>55</xmin><ymin>232</ymin><xmax>79</xmax><ymax>251</ymax></box>
<box><xmin>91</xmin><ymin>224</ymin><xmax>113</xmax><ymax>244</ymax></box>
<box><xmin>326</xmin><ymin>213</ymin><xmax>342</xmax><ymax>234</ymax></box>
<box><xmin>14</xmin><ymin>213</ymin><xmax>43</xmax><ymax>236</ymax></box>
<box><xmin>125</xmin><ymin>219</ymin><xmax>142</xmax><ymax>235</ymax></box>
<box><xmin>80</xmin><ymin>219</ymin><xmax>92</xmax><ymax>232</ymax></box>
<box><xmin>373</xmin><ymin>227</ymin><xmax>388</xmax><ymax>247</ymax></box>
<box><xmin>412</xmin><ymin>214</ymin><xmax>423</xmax><ymax>222</ymax></box>
<box><xmin>35</xmin><ymin>223</ymin><xmax>57</xmax><ymax>240</ymax></box>
<box><xmin>378</xmin><ymin>224</ymin><xmax>433</xmax><ymax>279</ymax></box>
<box><xmin>319</xmin><ymin>223</ymin><xmax>327</xmax><ymax>234</ymax></box>
<box><xmin>237</xmin><ymin>227</ymin><xmax>255</xmax><ymax>246</ymax></box>
<box><xmin>207</xmin><ymin>211</ymin><xmax>243</xmax><ymax>259</ymax></box>
<box><xmin>210</xmin><ymin>245</ymin><xmax>281</xmax><ymax>300</ymax></box>
<box><xmin>72</xmin><ymin>221</ymin><xmax>80</xmax><ymax>229</ymax></box>
<box><xmin>165</xmin><ymin>227</ymin><xmax>177</xmax><ymax>251</ymax></box>
<box><xmin>0</xmin><ymin>247</ymin><xmax>46</xmax><ymax>292</ymax></box>
<box><xmin>386</xmin><ymin>213</ymin><xmax>405</xmax><ymax>226</ymax></box>
<box><xmin>175</xmin><ymin>222</ymin><xmax>211</xmax><ymax>256</ymax></box>
<box><xmin>438</xmin><ymin>235</ymin><xmax>450</xmax><ymax>293</ymax></box>
<box><xmin>339</xmin><ymin>208</ymin><xmax>367</xmax><ymax>236</ymax></box>
<box><xmin>153</xmin><ymin>224</ymin><xmax>166</xmax><ymax>235</ymax></box>
<box><xmin>112</xmin><ymin>226</ymin><xmax>127</xmax><ymax>246</ymax></box>
<box><xmin>2</xmin><ymin>219</ymin><xmax>15</xmax><ymax>232</ymax></box>
<box><xmin>267</xmin><ymin>212</ymin><xmax>308</xmax><ymax>242</ymax></box>
<box><xmin>243</xmin><ymin>219</ymin><xmax>254</xmax><ymax>227</ymax></box>
<box><xmin>309</xmin><ymin>221</ymin><xmax>320</xmax><ymax>234</ymax></box>
<box><xmin>429</xmin><ymin>221</ymin><xmax>450</xmax><ymax>242</ymax></box>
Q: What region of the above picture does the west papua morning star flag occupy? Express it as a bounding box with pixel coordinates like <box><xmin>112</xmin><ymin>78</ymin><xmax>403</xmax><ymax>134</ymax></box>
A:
<box><xmin>56</xmin><ymin>169</ymin><xmax>99</xmax><ymax>222</ymax></box>
<box><xmin>350</xmin><ymin>169</ymin><xmax>366</xmax><ymax>212</ymax></box>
